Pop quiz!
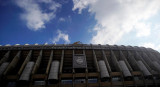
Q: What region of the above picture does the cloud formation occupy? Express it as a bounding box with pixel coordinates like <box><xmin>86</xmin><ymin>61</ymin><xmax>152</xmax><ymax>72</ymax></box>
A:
<box><xmin>72</xmin><ymin>0</ymin><xmax>160</xmax><ymax>44</ymax></box>
<box><xmin>72</xmin><ymin>0</ymin><xmax>96</xmax><ymax>14</ymax></box>
<box><xmin>139</xmin><ymin>42</ymin><xmax>160</xmax><ymax>51</ymax></box>
<box><xmin>59</xmin><ymin>17</ymin><xmax>65</xmax><ymax>22</ymax></box>
<box><xmin>16</xmin><ymin>0</ymin><xmax>61</xmax><ymax>31</ymax></box>
<box><xmin>52</xmin><ymin>30</ymin><xmax>70</xmax><ymax>44</ymax></box>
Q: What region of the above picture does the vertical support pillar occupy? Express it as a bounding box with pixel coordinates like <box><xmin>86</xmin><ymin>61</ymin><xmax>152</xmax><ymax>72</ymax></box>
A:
<box><xmin>83</xmin><ymin>49</ymin><xmax>88</xmax><ymax>72</ymax></box>
<box><xmin>0</xmin><ymin>51</ymin><xmax>10</xmax><ymax>77</ymax></box>
<box><xmin>151</xmin><ymin>52</ymin><xmax>160</xmax><ymax>65</ymax></box>
<box><xmin>72</xmin><ymin>50</ymin><xmax>75</xmax><ymax>87</ymax></box>
<box><xmin>135</xmin><ymin>51</ymin><xmax>152</xmax><ymax>74</ymax></box>
<box><xmin>59</xmin><ymin>50</ymin><xmax>64</xmax><ymax>74</ymax></box>
<box><xmin>3</xmin><ymin>51</ymin><xmax>21</xmax><ymax>75</ymax></box>
<box><xmin>102</xmin><ymin>50</ymin><xmax>111</xmax><ymax>72</ymax></box>
<box><xmin>31</xmin><ymin>50</ymin><xmax>43</xmax><ymax>75</ymax></box>
<box><xmin>137</xmin><ymin>61</ymin><xmax>151</xmax><ymax>76</ymax></box>
<box><xmin>0</xmin><ymin>62</ymin><xmax>9</xmax><ymax>76</ymax></box>
<box><xmin>120</xmin><ymin>51</ymin><xmax>133</xmax><ymax>71</ymax></box>
<box><xmin>142</xmin><ymin>52</ymin><xmax>157</xmax><ymax>72</ymax></box>
<box><xmin>83</xmin><ymin>50</ymin><xmax>88</xmax><ymax>87</ymax></box>
<box><xmin>92</xmin><ymin>50</ymin><xmax>100</xmax><ymax>72</ymax></box>
<box><xmin>59</xmin><ymin>50</ymin><xmax>64</xmax><ymax>87</ymax></box>
<box><xmin>46</xmin><ymin>50</ymin><xmax>54</xmax><ymax>75</ymax></box>
<box><xmin>72</xmin><ymin>49</ymin><xmax>75</xmax><ymax>74</ymax></box>
<box><xmin>152</xmin><ymin>61</ymin><xmax>160</xmax><ymax>72</ymax></box>
<box><xmin>18</xmin><ymin>50</ymin><xmax>32</xmax><ymax>76</ymax></box>
<box><xmin>92</xmin><ymin>50</ymin><xmax>100</xmax><ymax>87</ymax></box>
<box><xmin>127</xmin><ymin>51</ymin><xmax>140</xmax><ymax>71</ymax></box>
<box><xmin>44</xmin><ymin>50</ymin><xmax>53</xmax><ymax>87</ymax></box>
<box><xmin>111</xmin><ymin>50</ymin><xmax>121</xmax><ymax>71</ymax></box>
<box><xmin>0</xmin><ymin>51</ymin><xmax>10</xmax><ymax>65</ymax></box>
<box><xmin>148</xmin><ymin>52</ymin><xmax>160</xmax><ymax>72</ymax></box>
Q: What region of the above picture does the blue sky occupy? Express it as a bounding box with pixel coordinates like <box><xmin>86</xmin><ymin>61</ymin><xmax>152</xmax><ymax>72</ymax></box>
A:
<box><xmin>0</xmin><ymin>0</ymin><xmax>160</xmax><ymax>51</ymax></box>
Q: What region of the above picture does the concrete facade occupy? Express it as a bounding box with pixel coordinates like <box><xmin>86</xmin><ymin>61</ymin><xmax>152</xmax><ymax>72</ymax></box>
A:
<box><xmin>0</xmin><ymin>44</ymin><xmax>160</xmax><ymax>87</ymax></box>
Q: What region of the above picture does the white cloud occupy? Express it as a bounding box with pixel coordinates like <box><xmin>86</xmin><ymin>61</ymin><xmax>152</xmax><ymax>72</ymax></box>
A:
<box><xmin>72</xmin><ymin>0</ymin><xmax>160</xmax><ymax>44</ymax></box>
<box><xmin>59</xmin><ymin>17</ymin><xmax>65</xmax><ymax>22</ymax></box>
<box><xmin>39</xmin><ymin>0</ymin><xmax>61</xmax><ymax>11</ymax></box>
<box><xmin>52</xmin><ymin>30</ymin><xmax>70</xmax><ymax>44</ymax></box>
<box><xmin>135</xmin><ymin>22</ymin><xmax>151</xmax><ymax>37</ymax></box>
<box><xmin>140</xmin><ymin>43</ymin><xmax>155</xmax><ymax>49</ymax></box>
<box><xmin>72</xmin><ymin>0</ymin><xmax>96</xmax><ymax>14</ymax></box>
<box><xmin>16</xmin><ymin>0</ymin><xmax>61</xmax><ymax>31</ymax></box>
<box><xmin>154</xmin><ymin>23</ymin><xmax>160</xmax><ymax>38</ymax></box>
<box><xmin>38</xmin><ymin>0</ymin><xmax>52</xmax><ymax>3</ymax></box>
<box><xmin>139</xmin><ymin>42</ymin><xmax>160</xmax><ymax>51</ymax></box>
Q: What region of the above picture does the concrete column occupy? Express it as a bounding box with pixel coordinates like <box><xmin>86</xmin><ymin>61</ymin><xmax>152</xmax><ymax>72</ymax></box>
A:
<box><xmin>142</xmin><ymin>52</ymin><xmax>157</xmax><ymax>72</ymax></box>
<box><xmin>111</xmin><ymin>50</ymin><xmax>121</xmax><ymax>71</ymax></box>
<box><xmin>31</xmin><ymin>50</ymin><xmax>42</xmax><ymax>74</ymax></box>
<box><xmin>120</xmin><ymin>51</ymin><xmax>133</xmax><ymax>71</ymax></box>
<box><xmin>0</xmin><ymin>51</ymin><xmax>10</xmax><ymax>65</ymax></box>
<box><xmin>18</xmin><ymin>50</ymin><xmax>32</xmax><ymax>76</ymax></box>
<box><xmin>152</xmin><ymin>61</ymin><xmax>160</xmax><ymax>72</ymax></box>
<box><xmin>93</xmin><ymin>50</ymin><xmax>100</xmax><ymax>72</ymax></box>
<box><xmin>137</xmin><ymin>61</ymin><xmax>151</xmax><ymax>76</ymax></box>
<box><xmin>59</xmin><ymin>50</ymin><xmax>64</xmax><ymax>74</ymax></box>
<box><xmin>0</xmin><ymin>62</ymin><xmax>9</xmax><ymax>76</ymax></box>
<box><xmin>46</xmin><ymin>50</ymin><xmax>53</xmax><ymax>75</ymax></box>
<box><xmin>3</xmin><ymin>51</ymin><xmax>21</xmax><ymax>75</ymax></box>
<box><xmin>102</xmin><ymin>50</ymin><xmax>112</xmax><ymax>72</ymax></box>
<box><xmin>135</xmin><ymin>51</ymin><xmax>152</xmax><ymax>72</ymax></box>
<box><xmin>127</xmin><ymin>52</ymin><xmax>140</xmax><ymax>71</ymax></box>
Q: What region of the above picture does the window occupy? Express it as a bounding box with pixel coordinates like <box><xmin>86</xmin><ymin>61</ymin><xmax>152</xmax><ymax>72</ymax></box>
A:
<box><xmin>7</xmin><ymin>82</ymin><xmax>16</xmax><ymax>87</ymax></box>
<box><xmin>88</xmin><ymin>78</ymin><xmax>97</xmax><ymax>83</ymax></box>
<box><xmin>134</xmin><ymin>75</ymin><xmax>142</xmax><ymax>80</ymax></box>
<box><xmin>61</xmin><ymin>79</ymin><xmax>72</xmax><ymax>84</ymax></box>
<box><xmin>112</xmin><ymin>76</ymin><xmax>121</xmax><ymax>82</ymax></box>
<box><xmin>34</xmin><ymin>81</ymin><xmax>45</xmax><ymax>85</ymax></box>
<box><xmin>75</xmin><ymin>79</ymin><xmax>85</xmax><ymax>84</ymax></box>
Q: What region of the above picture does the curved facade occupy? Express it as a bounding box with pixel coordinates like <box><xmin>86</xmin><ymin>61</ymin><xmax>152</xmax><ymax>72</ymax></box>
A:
<box><xmin>0</xmin><ymin>44</ymin><xmax>160</xmax><ymax>87</ymax></box>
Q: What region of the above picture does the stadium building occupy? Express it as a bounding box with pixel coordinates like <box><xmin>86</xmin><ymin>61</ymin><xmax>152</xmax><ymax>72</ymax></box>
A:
<box><xmin>0</xmin><ymin>44</ymin><xmax>160</xmax><ymax>87</ymax></box>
